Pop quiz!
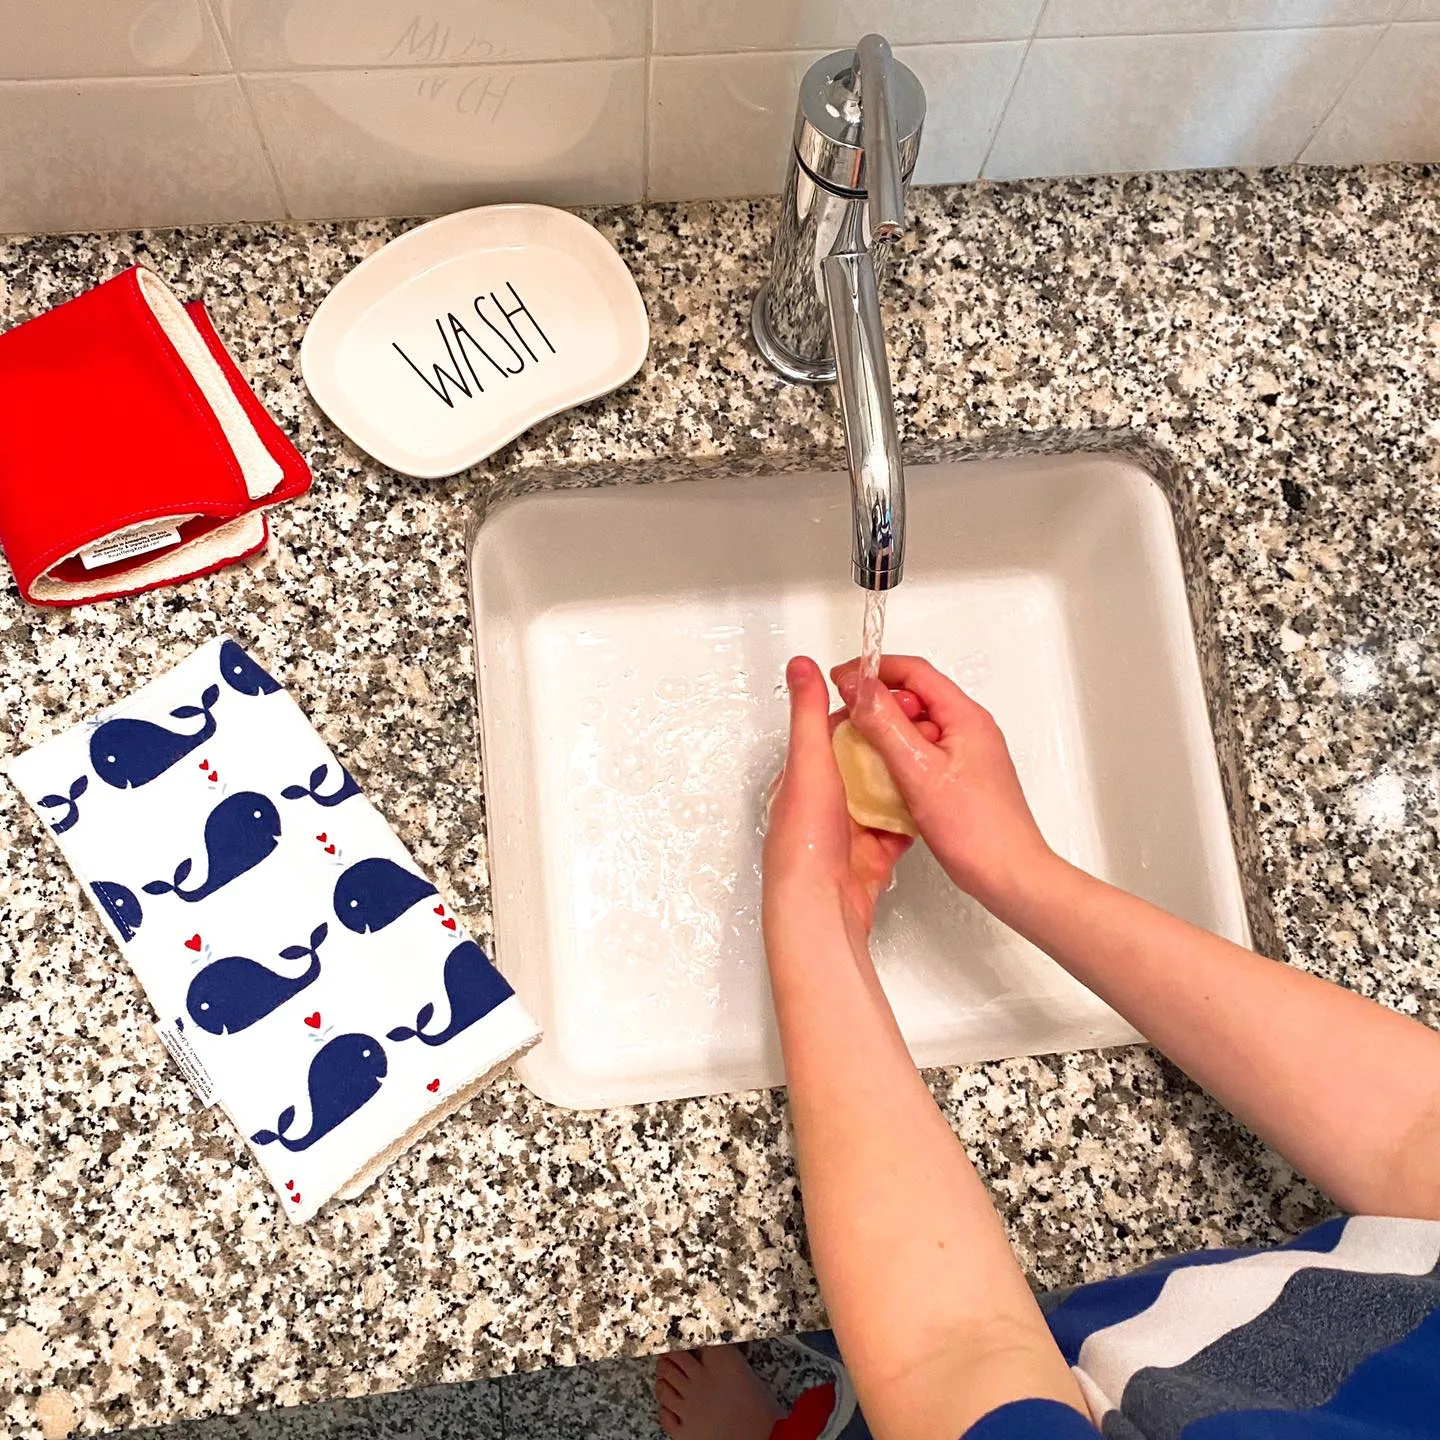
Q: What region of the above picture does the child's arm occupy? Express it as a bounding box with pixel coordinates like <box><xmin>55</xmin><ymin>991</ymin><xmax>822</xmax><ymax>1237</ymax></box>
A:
<box><xmin>764</xmin><ymin>658</ymin><xmax>1091</xmax><ymax>1439</ymax></box>
<box><xmin>839</xmin><ymin>654</ymin><xmax>1440</xmax><ymax>1223</ymax></box>
<box><xmin>991</xmin><ymin>857</ymin><xmax>1440</xmax><ymax>1221</ymax></box>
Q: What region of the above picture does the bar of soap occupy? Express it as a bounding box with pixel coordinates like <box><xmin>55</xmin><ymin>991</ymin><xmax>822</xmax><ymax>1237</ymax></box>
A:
<box><xmin>832</xmin><ymin>720</ymin><xmax>917</xmax><ymax>837</ymax></box>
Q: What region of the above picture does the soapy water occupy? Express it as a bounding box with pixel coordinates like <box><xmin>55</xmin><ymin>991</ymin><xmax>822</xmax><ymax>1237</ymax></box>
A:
<box><xmin>544</xmin><ymin>584</ymin><xmax>1106</xmax><ymax>1053</ymax></box>
<box><xmin>564</xmin><ymin>594</ymin><xmax>891</xmax><ymax>1032</ymax></box>
<box><xmin>515</xmin><ymin>562</ymin><xmax>1139</xmax><ymax>1091</ymax></box>
<box><xmin>566</xmin><ymin>650</ymin><xmax>783</xmax><ymax>1031</ymax></box>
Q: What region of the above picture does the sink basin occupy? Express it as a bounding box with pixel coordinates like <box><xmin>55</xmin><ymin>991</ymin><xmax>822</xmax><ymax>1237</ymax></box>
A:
<box><xmin>468</xmin><ymin>453</ymin><xmax>1250</xmax><ymax>1109</ymax></box>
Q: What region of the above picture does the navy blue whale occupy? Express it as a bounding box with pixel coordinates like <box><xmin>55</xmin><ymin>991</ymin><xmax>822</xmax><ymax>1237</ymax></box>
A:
<box><xmin>219</xmin><ymin>640</ymin><xmax>281</xmax><ymax>697</ymax></box>
<box><xmin>187</xmin><ymin>924</ymin><xmax>328</xmax><ymax>1036</ymax></box>
<box><xmin>90</xmin><ymin>684</ymin><xmax>220</xmax><ymax>789</ymax></box>
<box><xmin>281</xmin><ymin>762</ymin><xmax>360</xmax><ymax>810</ymax></box>
<box><xmin>250</xmin><ymin>1032</ymin><xmax>387</xmax><ymax>1152</ymax></box>
<box><xmin>92</xmin><ymin>880</ymin><xmax>143</xmax><ymax>941</ymax></box>
<box><xmin>387</xmin><ymin>940</ymin><xmax>514</xmax><ymax>1047</ymax></box>
<box><xmin>38</xmin><ymin>775</ymin><xmax>88</xmax><ymax>834</ymax></box>
<box><xmin>334</xmin><ymin>857</ymin><xmax>436</xmax><ymax>934</ymax></box>
<box><xmin>143</xmin><ymin>792</ymin><xmax>282</xmax><ymax>902</ymax></box>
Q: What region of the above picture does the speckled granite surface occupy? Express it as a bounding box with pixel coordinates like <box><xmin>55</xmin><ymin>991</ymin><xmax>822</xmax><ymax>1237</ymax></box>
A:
<box><xmin>2</xmin><ymin>165</ymin><xmax>1438</xmax><ymax>1439</ymax></box>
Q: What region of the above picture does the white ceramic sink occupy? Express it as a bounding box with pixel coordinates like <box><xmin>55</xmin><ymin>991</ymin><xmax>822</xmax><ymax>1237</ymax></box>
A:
<box><xmin>468</xmin><ymin>454</ymin><xmax>1250</xmax><ymax>1109</ymax></box>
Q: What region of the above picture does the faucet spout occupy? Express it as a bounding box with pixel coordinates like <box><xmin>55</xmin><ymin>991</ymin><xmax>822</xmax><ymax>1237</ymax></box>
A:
<box><xmin>747</xmin><ymin>33</ymin><xmax>923</xmax><ymax>592</ymax></box>
<box><xmin>822</xmin><ymin>249</ymin><xmax>905</xmax><ymax>590</ymax></box>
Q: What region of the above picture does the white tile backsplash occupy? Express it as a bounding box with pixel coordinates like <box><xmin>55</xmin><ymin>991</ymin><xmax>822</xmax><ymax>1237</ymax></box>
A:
<box><xmin>985</xmin><ymin>26</ymin><xmax>1383</xmax><ymax>179</ymax></box>
<box><xmin>649</xmin><ymin>43</ymin><xmax>1026</xmax><ymax>200</ymax></box>
<box><xmin>0</xmin><ymin>76</ymin><xmax>280</xmax><ymax>233</ymax></box>
<box><xmin>0</xmin><ymin>0</ymin><xmax>1436</xmax><ymax>231</ymax></box>
<box><xmin>246</xmin><ymin>60</ymin><xmax>644</xmax><ymax>219</ymax></box>
<box><xmin>648</xmin><ymin>52</ymin><xmax>812</xmax><ymax>201</ymax></box>
<box><xmin>0</xmin><ymin>0</ymin><xmax>228</xmax><ymax>80</ymax></box>
<box><xmin>214</xmin><ymin>0</ymin><xmax>649</xmax><ymax>68</ymax></box>
<box><xmin>652</xmin><ymin>0</ymin><xmax>1042</xmax><ymax>54</ymax></box>
<box><xmin>905</xmin><ymin>43</ymin><xmax>1031</xmax><ymax>186</ymax></box>
<box><xmin>1038</xmin><ymin>0</ymin><xmax>1402</xmax><ymax>36</ymax></box>
<box><xmin>1302</xmin><ymin>21</ymin><xmax>1440</xmax><ymax>160</ymax></box>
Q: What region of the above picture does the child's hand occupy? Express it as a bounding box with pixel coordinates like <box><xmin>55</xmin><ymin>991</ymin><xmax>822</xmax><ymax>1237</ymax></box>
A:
<box><xmin>832</xmin><ymin>655</ymin><xmax>1053</xmax><ymax>914</ymax></box>
<box><xmin>762</xmin><ymin>657</ymin><xmax>912</xmax><ymax>958</ymax></box>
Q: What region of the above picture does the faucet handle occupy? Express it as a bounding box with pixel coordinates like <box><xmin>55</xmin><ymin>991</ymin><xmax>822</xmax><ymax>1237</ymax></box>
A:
<box><xmin>792</xmin><ymin>40</ymin><xmax>925</xmax><ymax>202</ymax></box>
<box><xmin>854</xmin><ymin>34</ymin><xmax>906</xmax><ymax>243</ymax></box>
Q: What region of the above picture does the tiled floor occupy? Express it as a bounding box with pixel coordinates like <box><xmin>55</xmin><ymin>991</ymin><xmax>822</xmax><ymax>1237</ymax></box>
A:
<box><xmin>140</xmin><ymin>1341</ymin><xmax>835</xmax><ymax>1440</ymax></box>
<box><xmin>143</xmin><ymin>1375</ymin><xmax>502</xmax><ymax>1439</ymax></box>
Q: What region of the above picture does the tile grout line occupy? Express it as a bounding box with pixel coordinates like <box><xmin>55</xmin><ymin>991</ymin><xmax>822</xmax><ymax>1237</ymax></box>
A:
<box><xmin>645</xmin><ymin>16</ymin><xmax>1410</xmax><ymax>62</ymax></box>
<box><xmin>0</xmin><ymin>17</ymin><xmax>1423</xmax><ymax>89</ymax></box>
<box><xmin>232</xmin><ymin>71</ymin><xmax>291</xmax><ymax>217</ymax></box>
<box><xmin>975</xmin><ymin>0</ymin><xmax>1049</xmax><ymax>179</ymax></box>
<box><xmin>642</xmin><ymin>0</ymin><xmax>655</xmax><ymax>202</ymax></box>
<box><xmin>0</xmin><ymin>53</ymin><xmax>649</xmax><ymax>86</ymax></box>
<box><xmin>1293</xmin><ymin>19</ymin><xmax>1393</xmax><ymax>162</ymax></box>
<box><xmin>204</xmin><ymin>0</ymin><xmax>291</xmax><ymax>218</ymax></box>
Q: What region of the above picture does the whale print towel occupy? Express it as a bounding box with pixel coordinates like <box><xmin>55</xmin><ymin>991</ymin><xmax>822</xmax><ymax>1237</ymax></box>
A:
<box><xmin>7</xmin><ymin>637</ymin><xmax>539</xmax><ymax>1223</ymax></box>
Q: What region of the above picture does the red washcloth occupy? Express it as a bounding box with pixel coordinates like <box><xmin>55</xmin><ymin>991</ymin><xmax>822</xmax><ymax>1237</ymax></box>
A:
<box><xmin>0</xmin><ymin>265</ymin><xmax>311</xmax><ymax>607</ymax></box>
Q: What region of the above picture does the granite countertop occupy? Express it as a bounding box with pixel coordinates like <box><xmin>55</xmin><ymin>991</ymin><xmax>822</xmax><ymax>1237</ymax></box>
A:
<box><xmin>2</xmin><ymin>165</ymin><xmax>1438</xmax><ymax>1439</ymax></box>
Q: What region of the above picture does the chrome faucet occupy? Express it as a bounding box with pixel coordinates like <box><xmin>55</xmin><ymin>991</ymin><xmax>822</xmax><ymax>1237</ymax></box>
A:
<box><xmin>751</xmin><ymin>34</ymin><xmax>925</xmax><ymax>591</ymax></box>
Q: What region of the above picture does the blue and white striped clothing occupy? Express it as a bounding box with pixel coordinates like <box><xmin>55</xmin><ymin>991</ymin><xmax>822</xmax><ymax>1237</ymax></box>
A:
<box><xmin>1002</xmin><ymin>1216</ymin><xmax>1440</xmax><ymax>1437</ymax></box>
<box><xmin>804</xmin><ymin>1217</ymin><xmax>1440</xmax><ymax>1438</ymax></box>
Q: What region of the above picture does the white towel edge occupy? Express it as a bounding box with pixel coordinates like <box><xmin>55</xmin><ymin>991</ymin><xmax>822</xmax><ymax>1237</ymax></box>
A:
<box><xmin>313</xmin><ymin>994</ymin><xmax>541</xmax><ymax>1216</ymax></box>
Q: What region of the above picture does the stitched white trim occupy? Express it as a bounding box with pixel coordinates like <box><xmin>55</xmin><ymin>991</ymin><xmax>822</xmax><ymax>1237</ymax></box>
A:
<box><xmin>32</xmin><ymin>267</ymin><xmax>288</xmax><ymax>602</ymax></box>
<box><xmin>29</xmin><ymin>511</ymin><xmax>265</xmax><ymax>603</ymax></box>
<box><xmin>137</xmin><ymin>267</ymin><xmax>283</xmax><ymax>502</ymax></box>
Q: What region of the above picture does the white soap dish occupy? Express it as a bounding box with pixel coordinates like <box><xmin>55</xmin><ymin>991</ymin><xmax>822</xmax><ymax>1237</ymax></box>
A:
<box><xmin>301</xmin><ymin>204</ymin><xmax>649</xmax><ymax>479</ymax></box>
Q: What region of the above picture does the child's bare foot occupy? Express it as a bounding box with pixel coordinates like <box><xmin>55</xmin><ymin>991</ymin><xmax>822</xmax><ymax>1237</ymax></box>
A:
<box><xmin>654</xmin><ymin>1345</ymin><xmax>784</xmax><ymax>1439</ymax></box>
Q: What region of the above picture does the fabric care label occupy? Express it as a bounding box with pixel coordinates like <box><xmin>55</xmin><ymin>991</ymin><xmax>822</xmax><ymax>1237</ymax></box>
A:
<box><xmin>80</xmin><ymin>518</ymin><xmax>185</xmax><ymax>570</ymax></box>
<box><xmin>154</xmin><ymin>1021</ymin><xmax>217</xmax><ymax>1107</ymax></box>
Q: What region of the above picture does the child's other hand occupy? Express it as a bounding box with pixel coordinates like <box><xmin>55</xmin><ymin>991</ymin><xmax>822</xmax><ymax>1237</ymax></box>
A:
<box><xmin>832</xmin><ymin>655</ymin><xmax>1052</xmax><ymax>913</ymax></box>
<box><xmin>762</xmin><ymin>657</ymin><xmax>912</xmax><ymax>958</ymax></box>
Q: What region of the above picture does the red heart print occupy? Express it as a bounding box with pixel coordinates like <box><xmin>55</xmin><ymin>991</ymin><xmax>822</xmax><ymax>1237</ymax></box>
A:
<box><xmin>198</xmin><ymin>758</ymin><xmax>209</xmax><ymax>769</ymax></box>
<box><xmin>184</xmin><ymin>934</ymin><xmax>202</xmax><ymax>952</ymax></box>
<box><xmin>433</xmin><ymin>905</ymin><xmax>445</xmax><ymax>916</ymax></box>
<box><xmin>442</xmin><ymin>917</ymin><xmax>457</xmax><ymax>931</ymax></box>
<box><xmin>427</xmin><ymin>1078</ymin><xmax>440</xmax><ymax>1093</ymax></box>
<box><xmin>290</xmin><ymin>1191</ymin><xmax>301</xmax><ymax>1204</ymax></box>
<box><xmin>207</xmin><ymin>770</ymin><xmax>218</xmax><ymax>782</ymax></box>
<box><xmin>316</xmin><ymin>833</ymin><xmax>327</xmax><ymax>843</ymax></box>
<box><xmin>304</xmin><ymin>1012</ymin><xmax>321</xmax><ymax>1029</ymax></box>
<box><xmin>324</xmin><ymin>844</ymin><xmax>336</xmax><ymax>855</ymax></box>
<box><xmin>285</xmin><ymin>1179</ymin><xmax>294</xmax><ymax>1191</ymax></box>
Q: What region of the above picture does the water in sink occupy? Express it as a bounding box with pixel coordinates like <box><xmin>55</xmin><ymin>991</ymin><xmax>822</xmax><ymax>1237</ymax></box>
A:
<box><xmin>527</xmin><ymin>576</ymin><xmax>1109</xmax><ymax>1092</ymax></box>
<box><xmin>471</xmin><ymin>457</ymin><xmax>1249</xmax><ymax>1107</ymax></box>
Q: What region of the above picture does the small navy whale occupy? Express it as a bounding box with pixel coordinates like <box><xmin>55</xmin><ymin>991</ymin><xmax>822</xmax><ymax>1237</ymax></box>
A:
<box><xmin>38</xmin><ymin>775</ymin><xmax>88</xmax><ymax>834</ymax></box>
<box><xmin>219</xmin><ymin>640</ymin><xmax>280</xmax><ymax>697</ymax></box>
<box><xmin>334</xmin><ymin>857</ymin><xmax>436</xmax><ymax>934</ymax></box>
<box><xmin>92</xmin><ymin>880</ymin><xmax>143</xmax><ymax>941</ymax></box>
<box><xmin>187</xmin><ymin>924</ymin><xmax>328</xmax><ymax>1036</ymax></box>
<box><xmin>281</xmin><ymin>762</ymin><xmax>360</xmax><ymax>809</ymax></box>
<box><xmin>142</xmin><ymin>791</ymin><xmax>282</xmax><ymax>902</ymax></box>
<box><xmin>387</xmin><ymin>940</ymin><xmax>514</xmax><ymax>1047</ymax></box>
<box><xmin>91</xmin><ymin>685</ymin><xmax>220</xmax><ymax>789</ymax></box>
<box><xmin>250</xmin><ymin>1032</ymin><xmax>388</xmax><ymax>1152</ymax></box>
